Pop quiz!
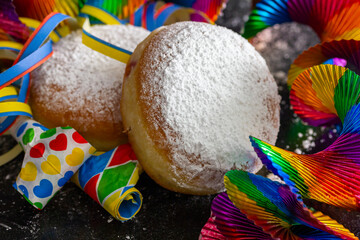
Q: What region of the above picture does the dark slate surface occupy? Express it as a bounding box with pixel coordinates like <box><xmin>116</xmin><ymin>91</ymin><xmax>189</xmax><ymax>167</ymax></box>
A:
<box><xmin>0</xmin><ymin>0</ymin><xmax>359</xmax><ymax>239</ymax></box>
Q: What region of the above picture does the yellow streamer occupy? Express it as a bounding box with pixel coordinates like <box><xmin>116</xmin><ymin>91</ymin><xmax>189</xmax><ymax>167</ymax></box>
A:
<box><xmin>0</xmin><ymin>86</ymin><xmax>18</xmax><ymax>99</ymax></box>
<box><xmin>0</xmin><ymin>102</ymin><xmax>32</xmax><ymax>115</ymax></box>
<box><xmin>0</xmin><ymin>41</ymin><xmax>23</xmax><ymax>51</ymax></box>
<box><xmin>82</xmin><ymin>31</ymin><xmax>131</xmax><ymax>64</ymax></box>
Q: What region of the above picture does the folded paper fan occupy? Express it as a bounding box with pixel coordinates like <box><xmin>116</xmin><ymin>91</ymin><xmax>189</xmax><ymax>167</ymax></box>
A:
<box><xmin>83</xmin><ymin>0</ymin><xmax>145</xmax><ymax>20</ymax></box>
<box><xmin>290</xmin><ymin>65</ymin><xmax>360</xmax><ymax>126</ymax></box>
<box><xmin>165</xmin><ymin>0</ymin><xmax>227</xmax><ymax>22</ymax></box>
<box><xmin>251</xmin><ymin>95</ymin><xmax>360</xmax><ymax>210</ymax></box>
<box><xmin>244</xmin><ymin>0</ymin><xmax>360</xmax><ymax>42</ymax></box>
<box><xmin>288</xmin><ymin>40</ymin><xmax>360</xmax><ymax>86</ymax></box>
<box><xmin>13</xmin><ymin>0</ymin><xmax>80</xmax><ymax>21</ymax></box>
<box><xmin>72</xmin><ymin>144</ymin><xmax>143</xmax><ymax>221</ymax></box>
<box><xmin>200</xmin><ymin>192</ymin><xmax>273</xmax><ymax>239</ymax></box>
<box><xmin>0</xmin><ymin>0</ymin><xmax>29</xmax><ymax>42</ymax></box>
<box><xmin>13</xmin><ymin>0</ymin><xmax>80</xmax><ymax>36</ymax></box>
<box><xmin>224</xmin><ymin>170</ymin><xmax>358</xmax><ymax>240</ymax></box>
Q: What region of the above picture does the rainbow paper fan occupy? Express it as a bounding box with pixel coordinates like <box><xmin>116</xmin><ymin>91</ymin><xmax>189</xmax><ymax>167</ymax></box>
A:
<box><xmin>200</xmin><ymin>192</ymin><xmax>273</xmax><ymax>239</ymax></box>
<box><xmin>13</xmin><ymin>0</ymin><xmax>81</xmax><ymax>21</ymax></box>
<box><xmin>84</xmin><ymin>0</ymin><xmax>145</xmax><ymax>20</ymax></box>
<box><xmin>290</xmin><ymin>65</ymin><xmax>360</xmax><ymax>126</ymax></box>
<box><xmin>0</xmin><ymin>0</ymin><xmax>29</xmax><ymax>42</ymax></box>
<box><xmin>224</xmin><ymin>170</ymin><xmax>358</xmax><ymax>240</ymax></box>
<box><xmin>166</xmin><ymin>0</ymin><xmax>227</xmax><ymax>22</ymax></box>
<box><xmin>244</xmin><ymin>0</ymin><xmax>360</xmax><ymax>42</ymax></box>
<box><xmin>288</xmin><ymin>40</ymin><xmax>360</xmax><ymax>86</ymax></box>
<box><xmin>249</xmin><ymin>64</ymin><xmax>360</xmax><ymax>210</ymax></box>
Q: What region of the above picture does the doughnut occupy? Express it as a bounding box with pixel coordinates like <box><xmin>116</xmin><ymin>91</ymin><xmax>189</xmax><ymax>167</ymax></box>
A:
<box><xmin>121</xmin><ymin>22</ymin><xmax>281</xmax><ymax>195</ymax></box>
<box><xmin>30</xmin><ymin>24</ymin><xmax>150</xmax><ymax>151</ymax></box>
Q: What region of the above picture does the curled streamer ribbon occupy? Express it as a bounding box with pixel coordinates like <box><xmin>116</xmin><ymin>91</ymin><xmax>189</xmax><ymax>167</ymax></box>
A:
<box><xmin>243</xmin><ymin>0</ymin><xmax>360</xmax><ymax>42</ymax></box>
<box><xmin>0</xmin><ymin>12</ymin><xmax>142</xmax><ymax>220</ymax></box>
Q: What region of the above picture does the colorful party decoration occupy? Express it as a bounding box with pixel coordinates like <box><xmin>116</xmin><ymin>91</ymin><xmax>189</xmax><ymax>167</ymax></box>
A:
<box><xmin>11</xmin><ymin>118</ymin><xmax>94</xmax><ymax>209</ymax></box>
<box><xmin>83</xmin><ymin>0</ymin><xmax>145</xmax><ymax>20</ymax></box>
<box><xmin>0</xmin><ymin>0</ymin><xmax>29</xmax><ymax>43</ymax></box>
<box><xmin>72</xmin><ymin>144</ymin><xmax>142</xmax><ymax>221</ymax></box>
<box><xmin>224</xmin><ymin>170</ymin><xmax>358</xmax><ymax>240</ymax></box>
<box><xmin>0</xmin><ymin>12</ymin><xmax>71</xmax><ymax>136</ymax></box>
<box><xmin>130</xmin><ymin>1</ymin><xmax>213</xmax><ymax>31</ymax></box>
<box><xmin>250</xmin><ymin>64</ymin><xmax>360</xmax><ymax>211</ymax></box>
<box><xmin>200</xmin><ymin>192</ymin><xmax>273</xmax><ymax>239</ymax></box>
<box><xmin>13</xmin><ymin>0</ymin><xmax>81</xmax><ymax>23</ymax></box>
<box><xmin>288</xmin><ymin>40</ymin><xmax>360</xmax><ymax>87</ymax></box>
<box><xmin>290</xmin><ymin>65</ymin><xmax>358</xmax><ymax>126</ymax></box>
<box><xmin>244</xmin><ymin>0</ymin><xmax>360</xmax><ymax>42</ymax></box>
<box><xmin>163</xmin><ymin>0</ymin><xmax>227</xmax><ymax>22</ymax></box>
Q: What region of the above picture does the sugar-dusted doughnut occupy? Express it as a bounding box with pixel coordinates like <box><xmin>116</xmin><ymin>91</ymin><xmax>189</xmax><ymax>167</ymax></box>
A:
<box><xmin>30</xmin><ymin>25</ymin><xmax>150</xmax><ymax>151</ymax></box>
<box><xmin>121</xmin><ymin>22</ymin><xmax>281</xmax><ymax>195</ymax></box>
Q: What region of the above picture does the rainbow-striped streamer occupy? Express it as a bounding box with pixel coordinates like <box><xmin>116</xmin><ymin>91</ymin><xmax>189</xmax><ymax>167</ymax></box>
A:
<box><xmin>244</xmin><ymin>0</ymin><xmax>360</xmax><ymax>42</ymax></box>
<box><xmin>288</xmin><ymin>40</ymin><xmax>360</xmax><ymax>87</ymax></box>
<box><xmin>224</xmin><ymin>170</ymin><xmax>357</xmax><ymax>240</ymax></box>
<box><xmin>249</xmin><ymin>65</ymin><xmax>360</xmax><ymax>211</ymax></box>
<box><xmin>72</xmin><ymin>144</ymin><xmax>142</xmax><ymax>221</ymax></box>
<box><xmin>200</xmin><ymin>192</ymin><xmax>273</xmax><ymax>239</ymax></box>
<box><xmin>0</xmin><ymin>0</ymin><xmax>29</xmax><ymax>43</ymax></box>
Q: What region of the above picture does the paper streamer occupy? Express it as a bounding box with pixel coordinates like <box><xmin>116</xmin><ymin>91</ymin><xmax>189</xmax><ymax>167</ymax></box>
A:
<box><xmin>200</xmin><ymin>192</ymin><xmax>273</xmax><ymax>239</ymax></box>
<box><xmin>130</xmin><ymin>1</ymin><xmax>213</xmax><ymax>31</ymax></box>
<box><xmin>224</xmin><ymin>170</ymin><xmax>357</xmax><ymax>240</ymax></box>
<box><xmin>72</xmin><ymin>144</ymin><xmax>142</xmax><ymax>221</ymax></box>
<box><xmin>0</xmin><ymin>13</ymin><xmax>71</xmax><ymax>135</ymax></box>
<box><xmin>244</xmin><ymin>0</ymin><xmax>360</xmax><ymax>42</ymax></box>
<box><xmin>288</xmin><ymin>40</ymin><xmax>360</xmax><ymax>86</ymax></box>
<box><xmin>11</xmin><ymin>118</ymin><xmax>95</xmax><ymax>210</ymax></box>
<box><xmin>250</xmin><ymin>65</ymin><xmax>360</xmax><ymax>211</ymax></box>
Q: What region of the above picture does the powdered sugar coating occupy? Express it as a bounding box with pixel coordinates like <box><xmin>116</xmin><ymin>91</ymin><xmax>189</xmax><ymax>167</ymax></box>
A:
<box><xmin>139</xmin><ymin>22</ymin><xmax>280</xmax><ymax>189</ymax></box>
<box><xmin>31</xmin><ymin>24</ymin><xmax>150</xmax><ymax>131</ymax></box>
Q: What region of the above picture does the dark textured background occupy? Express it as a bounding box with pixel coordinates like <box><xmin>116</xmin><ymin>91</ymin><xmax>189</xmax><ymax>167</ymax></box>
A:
<box><xmin>0</xmin><ymin>0</ymin><xmax>359</xmax><ymax>239</ymax></box>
